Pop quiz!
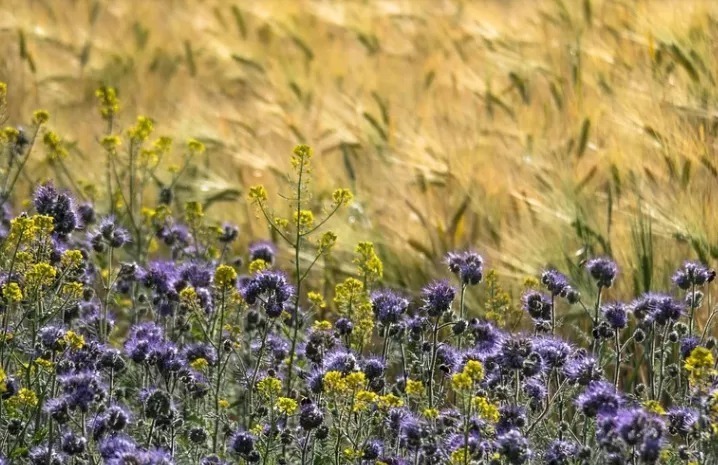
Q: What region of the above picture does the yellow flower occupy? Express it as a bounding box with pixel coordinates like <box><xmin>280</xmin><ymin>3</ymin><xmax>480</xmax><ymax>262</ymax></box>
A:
<box><xmin>180</xmin><ymin>287</ymin><xmax>198</xmax><ymax>304</ymax></box>
<box><xmin>405</xmin><ymin>379</ymin><xmax>424</xmax><ymax>397</ymax></box>
<box><xmin>218</xmin><ymin>399</ymin><xmax>230</xmax><ymax>409</ymax></box>
<box><xmin>354</xmin><ymin>241</ymin><xmax>383</xmax><ymax>282</ymax></box>
<box><xmin>187</xmin><ymin>138</ymin><xmax>206</xmax><ymax>154</ymax></box>
<box><xmin>248</xmin><ymin>185</ymin><xmax>268</xmax><ymax>203</ymax></box>
<box><xmin>291</xmin><ymin>144</ymin><xmax>313</xmax><ymax>169</ymax></box>
<box><xmin>16</xmin><ymin>388</ymin><xmax>38</xmax><ymax>407</ymax></box>
<box><xmin>257</xmin><ymin>376</ymin><xmax>282</xmax><ymax>398</ymax></box>
<box><xmin>293</xmin><ymin>210</ymin><xmax>314</xmax><ymax>229</ymax></box>
<box><xmin>26</xmin><ymin>263</ymin><xmax>57</xmax><ymax>288</ymax></box>
<box><xmin>451</xmin><ymin>372</ymin><xmax>472</xmax><ymax>392</ymax></box>
<box><xmin>463</xmin><ymin>360</ymin><xmax>484</xmax><ymax>382</ymax></box>
<box><xmin>35</xmin><ymin>358</ymin><xmax>54</xmax><ymax>371</ymax></box>
<box><xmin>378</xmin><ymin>393</ymin><xmax>404</xmax><ymax>409</ymax></box>
<box><xmin>323</xmin><ymin>371</ymin><xmax>348</xmax><ymax>394</ymax></box>
<box><xmin>184</xmin><ymin>201</ymin><xmax>204</xmax><ymax>225</ymax></box>
<box><xmin>2</xmin><ymin>282</ymin><xmax>23</xmax><ymax>303</ymax></box>
<box><xmin>473</xmin><ymin>396</ymin><xmax>500</xmax><ymax>423</ymax></box>
<box><xmin>450</xmin><ymin>448</ymin><xmax>469</xmax><ymax>465</ymax></box>
<box><xmin>685</xmin><ymin>347</ymin><xmax>715</xmax><ymax>385</ymax></box>
<box><xmin>61</xmin><ymin>282</ymin><xmax>84</xmax><ymax>299</ymax></box>
<box><xmin>249</xmin><ymin>259</ymin><xmax>268</xmax><ymax>274</ymax></box>
<box><xmin>353</xmin><ymin>390</ymin><xmax>379</xmax><ymax>412</ymax></box>
<box><xmin>63</xmin><ymin>331</ymin><xmax>85</xmax><ymax>350</ymax></box>
<box><xmin>95</xmin><ymin>86</ymin><xmax>120</xmax><ymax>120</ymax></box>
<box><xmin>0</xmin><ymin>367</ymin><xmax>7</xmax><ymax>394</ymax></box>
<box><xmin>345</xmin><ymin>372</ymin><xmax>366</xmax><ymax>390</ymax></box>
<box><xmin>275</xmin><ymin>397</ymin><xmax>298</xmax><ymax>415</ymax></box>
<box><xmin>190</xmin><ymin>358</ymin><xmax>209</xmax><ymax>371</ymax></box>
<box><xmin>312</xmin><ymin>320</ymin><xmax>332</xmax><ymax>331</ymax></box>
<box><xmin>307</xmin><ymin>292</ymin><xmax>327</xmax><ymax>309</ymax></box>
<box><xmin>214</xmin><ymin>265</ymin><xmax>237</xmax><ymax>289</ymax></box>
<box><xmin>342</xmin><ymin>448</ymin><xmax>362</xmax><ymax>460</ymax></box>
<box><xmin>32</xmin><ymin>110</ymin><xmax>50</xmax><ymax>125</ymax></box>
<box><xmin>317</xmin><ymin>231</ymin><xmax>337</xmax><ymax>252</ymax></box>
<box><xmin>101</xmin><ymin>135</ymin><xmax>122</xmax><ymax>153</ymax></box>
<box><xmin>422</xmin><ymin>408</ymin><xmax>439</xmax><ymax>419</ymax></box>
<box><xmin>332</xmin><ymin>188</ymin><xmax>353</xmax><ymax>206</ymax></box>
<box><xmin>61</xmin><ymin>250</ymin><xmax>84</xmax><ymax>270</ymax></box>
<box><xmin>128</xmin><ymin>116</ymin><xmax>154</xmax><ymax>141</ymax></box>
<box><xmin>43</xmin><ymin>131</ymin><xmax>68</xmax><ymax>160</ymax></box>
<box><xmin>642</xmin><ymin>400</ymin><xmax>666</xmax><ymax>415</ymax></box>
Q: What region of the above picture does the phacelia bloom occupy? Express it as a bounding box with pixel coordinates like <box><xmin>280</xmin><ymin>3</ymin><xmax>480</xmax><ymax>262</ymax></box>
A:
<box><xmin>499</xmin><ymin>336</ymin><xmax>533</xmax><ymax>370</ymax></box>
<box><xmin>496</xmin><ymin>405</ymin><xmax>527</xmax><ymax>434</ymax></box>
<box><xmin>470</xmin><ymin>319</ymin><xmax>504</xmax><ymax>357</ymax></box>
<box><xmin>446</xmin><ymin>250</ymin><xmax>484</xmax><ymax>285</ymax></box>
<box><xmin>672</xmin><ymin>261</ymin><xmax>716</xmax><ymax>290</ymax></box>
<box><xmin>371</xmin><ymin>289</ymin><xmax>409</xmax><ymax>325</ymax></box>
<box><xmin>496</xmin><ymin>429</ymin><xmax>531</xmax><ymax>465</ymax></box>
<box><xmin>58</xmin><ymin>371</ymin><xmax>107</xmax><ymax>412</ymax></box>
<box><xmin>544</xmin><ymin>440</ymin><xmax>579</xmax><ymax>465</ymax></box>
<box><xmin>229</xmin><ymin>430</ymin><xmax>255</xmax><ymax>456</ymax></box>
<box><xmin>61</xmin><ymin>430</ymin><xmax>87</xmax><ymax>456</ymax></box>
<box><xmin>562</xmin><ymin>353</ymin><xmax>601</xmax><ymax>386</ymax></box>
<box><xmin>39</xmin><ymin>325</ymin><xmax>66</xmax><ymax>351</ymax></box>
<box><xmin>99</xmin><ymin>434</ymin><xmax>138</xmax><ymax>460</ymax></box>
<box><xmin>399</xmin><ymin>414</ymin><xmax>423</xmax><ymax>450</ymax></box>
<box><xmin>299</xmin><ymin>401</ymin><xmax>324</xmax><ymax>430</ymax></box>
<box><xmin>323</xmin><ymin>349</ymin><xmax>357</xmax><ymax>374</ymax></box>
<box><xmin>679</xmin><ymin>337</ymin><xmax>700</xmax><ymax>359</ymax></box>
<box><xmin>666</xmin><ymin>407</ymin><xmax>698</xmax><ymax>437</ymax></box>
<box><xmin>248</xmin><ymin>240</ymin><xmax>276</xmax><ymax>264</ymax></box>
<box><xmin>240</xmin><ymin>271</ymin><xmax>294</xmax><ymax>318</ymax></box>
<box><xmin>576</xmin><ymin>381</ymin><xmax>622</xmax><ymax>417</ymax></box>
<box><xmin>334</xmin><ymin>317</ymin><xmax>353</xmax><ymax>335</ymax></box>
<box><xmin>533</xmin><ymin>337</ymin><xmax>572</xmax><ymax>369</ymax></box>
<box><xmin>586</xmin><ymin>257</ymin><xmax>619</xmax><ymax>288</ymax></box>
<box><xmin>28</xmin><ymin>445</ymin><xmax>66</xmax><ymax>465</ymax></box>
<box><xmin>522</xmin><ymin>290</ymin><xmax>552</xmax><ymax>322</ymax></box>
<box><xmin>602</xmin><ymin>302</ymin><xmax>628</xmax><ymax>329</ymax></box>
<box><xmin>77</xmin><ymin>203</ymin><xmax>95</xmax><ymax>226</ymax></box>
<box><xmin>124</xmin><ymin>322</ymin><xmax>166</xmax><ymax>364</ymax></box>
<box><xmin>96</xmin><ymin>216</ymin><xmax>131</xmax><ymax>248</ymax></box>
<box><xmin>631</xmin><ymin>293</ymin><xmax>684</xmax><ymax>326</ymax></box>
<box><xmin>34</xmin><ymin>183</ymin><xmax>78</xmax><ymax>238</ymax></box>
<box><xmin>218</xmin><ymin>223</ymin><xmax>239</xmax><ymax>243</ymax></box>
<box><xmin>179</xmin><ymin>262</ymin><xmax>213</xmax><ymax>289</ymax></box>
<box><xmin>422</xmin><ymin>280</ymin><xmax>456</xmax><ymax>317</ymax></box>
<box><xmin>362</xmin><ymin>440</ymin><xmax>383</xmax><ymax>460</ymax></box>
<box><xmin>523</xmin><ymin>377</ymin><xmax>547</xmax><ymax>401</ymax></box>
<box><xmin>183</xmin><ymin>343</ymin><xmax>218</xmax><ymax>367</ymax></box>
<box><xmin>541</xmin><ymin>269</ymin><xmax>570</xmax><ymax>297</ymax></box>
<box><xmin>362</xmin><ymin>358</ymin><xmax>386</xmax><ymax>380</ymax></box>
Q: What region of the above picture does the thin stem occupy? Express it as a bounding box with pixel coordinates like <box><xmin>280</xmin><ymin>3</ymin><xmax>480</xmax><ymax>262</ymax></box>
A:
<box><xmin>427</xmin><ymin>316</ymin><xmax>440</xmax><ymax>409</ymax></box>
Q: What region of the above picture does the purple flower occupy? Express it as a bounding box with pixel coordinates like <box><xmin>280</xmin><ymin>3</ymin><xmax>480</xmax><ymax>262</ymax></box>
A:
<box><xmin>602</xmin><ymin>302</ymin><xmax>628</xmax><ymax>329</ymax></box>
<box><xmin>446</xmin><ymin>250</ymin><xmax>484</xmax><ymax>285</ymax></box>
<box><xmin>522</xmin><ymin>290</ymin><xmax>552</xmax><ymax>321</ymax></box>
<box><xmin>666</xmin><ymin>407</ymin><xmax>698</xmax><ymax>437</ymax></box>
<box><xmin>299</xmin><ymin>401</ymin><xmax>324</xmax><ymax>430</ymax></box>
<box><xmin>533</xmin><ymin>337</ymin><xmax>572</xmax><ymax>369</ymax></box>
<box><xmin>323</xmin><ymin>349</ymin><xmax>357</xmax><ymax>374</ymax></box>
<box><xmin>34</xmin><ymin>183</ymin><xmax>78</xmax><ymax>238</ymax></box>
<box><xmin>240</xmin><ymin>271</ymin><xmax>294</xmax><ymax>318</ymax></box>
<box><xmin>422</xmin><ymin>280</ymin><xmax>456</xmax><ymax>317</ymax></box>
<box><xmin>58</xmin><ymin>371</ymin><xmax>107</xmax><ymax>412</ymax></box>
<box><xmin>361</xmin><ymin>358</ymin><xmax>385</xmax><ymax>380</ymax></box>
<box><xmin>249</xmin><ymin>240</ymin><xmax>276</xmax><ymax>264</ymax></box>
<box><xmin>586</xmin><ymin>257</ymin><xmax>619</xmax><ymax>288</ymax></box>
<box><xmin>218</xmin><ymin>223</ymin><xmax>239</xmax><ymax>243</ymax></box>
<box><xmin>371</xmin><ymin>289</ymin><xmax>409</xmax><ymax>325</ymax></box>
<box><xmin>399</xmin><ymin>414</ymin><xmax>423</xmax><ymax>450</ymax></box>
<box><xmin>28</xmin><ymin>444</ymin><xmax>66</xmax><ymax>465</ymax></box>
<box><xmin>496</xmin><ymin>429</ymin><xmax>531</xmax><ymax>464</ymax></box>
<box><xmin>499</xmin><ymin>336</ymin><xmax>533</xmax><ymax>370</ymax></box>
<box><xmin>362</xmin><ymin>440</ymin><xmax>383</xmax><ymax>460</ymax></box>
<box><xmin>469</xmin><ymin>319</ymin><xmax>504</xmax><ymax>357</ymax></box>
<box><xmin>576</xmin><ymin>381</ymin><xmax>622</xmax><ymax>417</ymax></box>
<box><xmin>541</xmin><ymin>269</ymin><xmax>570</xmax><ymax>297</ymax></box>
<box><xmin>497</xmin><ymin>405</ymin><xmax>527</xmax><ymax>434</ymax></box>
<box><xmin>179</xmin><ymin>262</ymin><xmax>213</xmax><ymax>289</ymax></box>
<box><xmin>631</xmin><ymin>293</ymin><xmax>683</xmax><ymax>326</ymax></box>
<box><xmin>544</xmin><ymin>440</ymin><xmax>579</xmax><ymax>465</ymax></box>
<box><xmin>562</xmin><ymin>353</ymin><xmax>601</xmax><ymax>385</ymax></box>
<box><xmin>61</xmin><ymin>430</ymin><xmax>87</xmax><ymax>456</ymax></box>
<box><xmin>679</xmin><ymin>337</ymin><xmax>700</xmax><ymax>359</ymax></box>
<box><xmin>229</xmin><ymin>430</ymin><xmax>255</xmax><ymax>455</ymax></box>
<box><xmin>672</xmin><ymin>261</ymin><xmax>716</xmax><ymax>289</ymax></box>
<box><xmin>183</xmin><ymin>343</ymin><xmax>218</xmax><ymax>366</ymax></box>
<box><xmin>94</xmin><ymin>215</ymin><xmax>131</xmax><ymax>249</ymax></box>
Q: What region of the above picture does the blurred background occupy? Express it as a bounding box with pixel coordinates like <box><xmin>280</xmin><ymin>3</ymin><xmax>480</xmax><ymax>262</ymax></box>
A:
<box><xmin>1</xmin><ymin>0</ymin><xmax>717</xmax><ymax>304</ymax></box>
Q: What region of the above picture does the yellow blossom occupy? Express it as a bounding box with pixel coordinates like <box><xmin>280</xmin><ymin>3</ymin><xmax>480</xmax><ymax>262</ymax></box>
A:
<box><xmin>187</xmin><ymin>138</ymin><xmax>205</xmax><ymax>154</ymax></box>
<box><xmin>35</xmin><ymin>358</ymin><xmax>54</xmax><ymax>371</ymax></box>
<box><xmin>354</xmin><ymin>241</ymin><xmax>383</xmax><ymax>283</ymax></box>
<box><xmin>405</xmin><ymin>379</ymin><xmax>424</xmax><ymax>397</ymax></box>
<box><xmin>685</xmin><ymin>347</ymin><xmax>715</xmax><ymax>385</ymax></box>
<box><xmin>16</xmin><ymin>388</ymin><xmax>38</xmax><ymax>407</ymax></box>
<box><xmin>345</xmin><ymin>372</ymin><xmax>366</xmax><ymax>390</ymax></box>
<box><xmin>308</xmin><ymin>292</ymin><xmax>327</xmax><ymax>309</ymax></box>
<box><xmin>218</xmin><ymin>399</ymin><xmax>230</xmax><ymax>409</ymax></box>
<box><xmin>96</xmin><ymin>86</ymin><xmax>120</xmax><ymax>120</ymax></box>
<box><xmin>128</xmin><ymin>116</ymin><xmax>154</xmax><ymax>141</ymax></box>
<box><xmin>214</xmin><ymin>265</ymin><xmax>237</xmax><ymax>289</ymax></box>
<box><xmin>378</xmin><ymin>393</ymin><xmax>404</xmax><ymax>409</ymax></box>
<box><xmin>2</xmin><ymin>282</ymin><xmax>23</xmax><ymax>303</ymax></box>
<box><xmin>332</xmin><ymin>188</ymin><xmax>353</xmax><ymax>206</ymax></box>
<box><xmin>291</xmin><ymin>144</ymin><xmax>313</xmax><ymax>169</ymax></box>
<box><xmin>422</xmin><ymin>408</ymin><xmax>439</xmax><ymax>419</ymax></box>
<box><xmin>61</xmin><ymin>250</ymin><xmax>84</xmax><ymax>270</ymax></box>
<box><xmin>463</xmin><ymin>360</ymin><xmax>484</xmax><ymax>382</ymax></box>
<box><xmin>26</xmin><ymin>263</ymin><xmax>57</xmax><ymax>288</ymax></box>
<box><xmin>323</xmin><ymin>371</ymin><xmax>348</xmax><ymax>394</ymax></box>
<box><xmin>249</xmin><ymin>259</ymin><xmax>268</xmax><ymax>274</ymax></box>
<box><xmin>293</xmin><ymin>210</ymin><xmax>314</xmax><ymax>230</ymax></box>
<box><xmin>451</xmin><ymin>372</ymin><xmax>472</xmax><ymax>392</ymax></box>
<box><xmin>312</xmin><ymin>320</ymin><xmax>332</xmax><ymax>331</ymax></box>
<box><xmin>32</xmin><ymin>110</ymin><xmax>50</xmax><ymax>125</ymax></box>
<box><xmin>248</xmin><ymin>185</ymin><xmax>268</xmax><ymax>203</ymax></box>
<box><xmin>257</xmin><ymin>376</ymin><xmax>282</xmax><ymax>398</ymax></box>
<box><xmin>190</xmin><ymin>358</ymin><xmax>209</xmax><ymax>371</ymax></box>
<box><xmin>63</xmin><ymin>331</ymin><xmax>85</xmax><ymax>350</ymax></box>
<box><xmin>275</xmin><ymin>397</ymin><xmax>298</xmax><ymax>415</ymax></box>
<box><xmin>473</xmin><ymin>396</ymin><xmax>500</xmax><ymax>423</ymax></box>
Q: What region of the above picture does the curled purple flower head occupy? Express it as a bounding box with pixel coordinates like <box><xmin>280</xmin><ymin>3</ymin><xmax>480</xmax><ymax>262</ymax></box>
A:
<box><xmin>141</xmin><ymin>261</ymin><xmax>178</xmax><ymax>295</ymax></box>
<box><xmin>371</xmin><ymin>289</ymin><xmax>409</xmax><ymax>325</ymax></box>
<box><xmin>576</xmin><ymin>381</ymin><xmax>622</xmax><ymax>417</ymax></box>
<box><xmin>631</xmin><ymin>293</ymin><xmax>683</xmax><ymax>326</ymax></box>
<box><xmin>218</xmin><ymin>223</ymin><xmax>239</xmax><ymax>243</ymax></box>
<box><xmin>39</xmin><ymin>325</ymin><xmax>66</xmax><ymax>351</ymax></box>
<box><xmin>334</xmin><ymin>317</ymin><xmax>353</xmax><ymax>335</ymax></box>
<box><xmin>361</xmin><ymin>357</ymin><xmax>386</xmax><ymax>380</ymax></box>
<box><xmin>362</xmin><ymin>439</ymin><xmax>383</xmax><ymax>460</ymax></box>
<box><xmin>249</xmin><ymin>240</ymin><xmax>276</xmax><ymax>264</ymax></box>
<box><xmin>541</xmin><ymin>269</ymin><xmax>570</xmax><ymax>297</ymax></box>
<box><xmin>156</xmin><ymin>224</ymin><xmax>190</xmax><ymax>248</ymax></box>
<box><xmin>77</xmin><ymin>202</ymin><xmax>95</xmax><ymax>227</ymax></box>
<box><xmin>562</xmin><ymin>353</ymin><xmax>601</xmax><ymax>385</ymax></box>
<box><xmin>28</xmin><ymin>445</ymin><xmax>66</xmax><ymax>465</ymax></box>
<box><xmin>446</xmin><ymin>250</ymin><xmax>484</xmax><ymax>286</ymax></box>
<box><xmin>124</xmin><ymin>322</ymin><xmax>166</xmax><ymax>364</ymax></box>
<box><xmin>299</xmin><ymin>401</ymin><xmax>324</xmax><ymax>430</ymax></box>
<box><xmin>469</xmin><ymin>319</ymin><xmax>504</xmax><ymax>357</ymax></box>
<box><xmin>522</xmin><ymin>290</ymin><xmax>552</xmax><ymax>321</ymax></box>
<box><xmin>422</xmin><ymin>280</ymin><xmax>456</xmax><ymax>317</ymax></box>
<box><xmin>533</xmin><ymin>337</ymin><xmax>572</xmax><ymax>370</ymax></box>
<box><xmin>240</xmin><ymin>270</ymin><xmax>294</xmax><ymax>318</ymax></box>
<box><xmin>672</xmin><ymin>261</ymin><xmax>716</xmax><ymax>290</ymax></box>
<box><xmin>666</xmin><ymin>407</ymin><xmax>698</xmax><ymax>437</ymax></box>
<box><xmin>544</xmin><ymin>440</ymin><xmax>579</xmax><ymax>465</ymax></box>
<box><xmin>183</xmin><ymin>343</ymin><xmax>218</xmax><ymax>367</ymax></box>
<box><xmin>179</xmin><ymin>262</ymin><xmax>213</xmax><ymax>289</ymax></box>
<box><xmin>95</xmin><ymin>215</ymin><xmax>131</xmax><ymax>249</ymax></box>
<box><xmin>61</xmin><ymin>430</ymin><xmax>87</xmax><ymax>456</ymax></box>
<box><xmin>99</xmin><ymin>434</ymin><xmax>138</xmax><ymax>460</ymax></box>
<box><xmin>229</xmin><ymin>429</ymin><xmax>255</xmax><ymax>456</ymax></box>
<box><xmin>523</xmin><ymin>377</ymin><xmax>547</xmax><ymax>401</ymax></box>
<box><xmin>496</xmin><ymin>429</ymin><xmax>531</xmax><ymax>465</ymax></box>
<box><xmin>586</xmin><ymin>257</ymin><xmax>619</xmax><ymax>288</ymax></box>
<box><xmin>34</xmin><ymin>182</ymin><xmax>78</xmax><ymax>238</ymax></box>
<box><xmin>323</xmin><ymin>349</ymin><xmax>357</xmax><ymax>374</ymax></box>
<box><xmin>499</xmin><ymin>336</ymin><xmax>533</xmax><ymax>370</ymax></box>
<box><xmin>436</xmin><ymin>345</ymin><xmax>460</xmax><ymax>374</ymax></box>
<box><xmin>497</xmin><ymin>405</ymin><xmax>527</xmax><ymax>434</ymax></box>
<box><xmin>399</xmin><ymin>413</ymin><xmax>423</xmax><ymax>450</ymax></box>
<box><xmin>200</xmin><ymin>455</ymin><xmax>228</xmax><ymax>465</ymax></box>
<box><xmin>58</xmin><ymin>370</ymin><xmax>107</xmax><ymax>412</ymax></box>
<box><xmin>602</xmin><ymin>302</ymin><xmax>628</xmax><ymax>329</ymax></box>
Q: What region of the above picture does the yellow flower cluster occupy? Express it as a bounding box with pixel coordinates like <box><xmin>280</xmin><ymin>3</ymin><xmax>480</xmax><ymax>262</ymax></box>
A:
<box><xmin>64</xmin><ymin>330</ymin><xmax>85</xmax><ymax>350</ymax></box>
<box><xmin>685</xmin><ymin>347</ymin><xmax>715</xmax><ymax>385</ymax></box>
<box><xmin>2</xmin><ymin>282</ymin><xmax>23</xmax><ymax>303</ymax></box>
<box><xmin>333</xmin><ymin>278</ymin><xmax>374</xmax><ymax>344</ymax></box>
<box><xmin>405</xmin><ymin>379</ymin><xmax>424</xmax><ymax>397</ymax></box>
<box><xmin>473</xmin><ymin>396</ymin><xmax>500</xmax><ymax>423</ymax></box>
<box><xmin>275</xmin><ymin>397</ymin><xmax>298</xmax><ymax>415</ymax></box>
<box><xmin>290</xmin><ymin>144</ymin><xmax>313</xmax><ymax>169</ymax></box>
<box><xmin>307</xmin><ymin>291</ymin><xmax>327</xmax><ymax>309</ymax></box>
<box><xmin>43</xmin><ymin>131</ymin><xmax>68</xmax><ymax>160</ymax></box>
<box><xmin>257</xmin><ymin>376</ymin><xmax>282</xmax><ymax>398</ymax></box>
<box><xmin>248</xmin><ymin>185</ymin><xmax>268</xmax><ymax>203</ymax></box>
<box><xmin>25</xmin><ymin>263</ymin><xmax>57</xmax><ymax>288</ymax></box>
<box><xmin>95</xmin><ymin>86</ymin><xmax>120</xmax><ymax>120</ymax></box>
<box><xmin>190</xmin><ymin>358</ymin><xmax>209</xmax><ymax>371</ymax></box>
<box><xmin>452</xmin><ymin>360</ymin><xmax>485</xmax><ymax>392</ymax></box>
<box><xmin>248</xmin><ymin>259</ymin><xmax>268</xmax><ymax>274</ymax></box>
<box><xmin>354</xmin><ymin>241</ymin><xmax>383</xmax><ymax>283</ymax></box>
<box><xmin>128</xmin><ymin>116</ymin><xmax>154</xmax><ymax>142</ymax></box>
<box><xmin>332</xmin><ymin>188</ymin><xmax>353</xmax><ymax>207</ymax></box>
<box><xmin>214</xmin><ymin>265</ymin><xmax>237</xmax><ymax>289</ymax></box>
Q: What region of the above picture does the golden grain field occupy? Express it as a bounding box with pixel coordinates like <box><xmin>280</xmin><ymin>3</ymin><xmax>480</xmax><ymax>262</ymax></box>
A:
<box><xmin>1</xmin><ymin>0</ymin><xmax>717</xmax><ymax>300</ymax></box>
